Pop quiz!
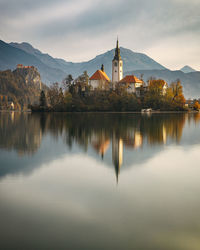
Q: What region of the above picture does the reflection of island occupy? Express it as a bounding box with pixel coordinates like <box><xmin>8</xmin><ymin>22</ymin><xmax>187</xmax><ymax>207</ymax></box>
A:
<box><xmin>1</xmin><ymin>112</ymin><xmax>200</xmax><ymax>180</ymax></box>
<box><xmin>0</xmin><ymin>112</ymin><xmax>42</xmax><ymax>155</ymax></box>
<box><xmin>89</xmin><ymin>114</ymin><xmax>187</xmax><ymax>182</ymax></box>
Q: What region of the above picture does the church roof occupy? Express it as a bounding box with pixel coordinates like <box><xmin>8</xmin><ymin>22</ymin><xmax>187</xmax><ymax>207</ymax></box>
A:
<box><xmin>119</xmin><ymin>75</ymin><xmax>143</xmax><ymax>84</ymax></box>
<box><xmin>89</xmin><ymin>70</ymin><xmax>110</xmax><ymax>82</ymax></box>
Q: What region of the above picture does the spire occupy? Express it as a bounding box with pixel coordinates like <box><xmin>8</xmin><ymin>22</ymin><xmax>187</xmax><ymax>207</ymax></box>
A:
<box><xmin>101</xmin><ymin>64</ymin><xmax>104</xmax><ymax>72</ymax></box>
<box><xmin>114</xmin><ymin>161</ymin><xmax>120</xmax><ymax>184</ymax></box>
<box><xmin>112</xmin><ymin>135</ymin><xmax>123</xmax><ymax>185</ymax></box>
<box><xmin>113</xmin><ymin>38</ymin><xmax>121</xmax><ymax>61</ymax></box>
<box><xmin>116</xmin><ymin>37</ymin><xmax>119</xmax><ymax>49</ymax></box>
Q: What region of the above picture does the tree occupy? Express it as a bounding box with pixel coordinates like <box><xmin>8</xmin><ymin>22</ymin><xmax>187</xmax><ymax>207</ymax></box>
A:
<box><xmin>64</xmin><ymin>92</ymin><xmax>72</xmax><ymax>109</ymax></box>
<box><xmin>170</xmin><ymin>80</ymin><xmax>185</xmax><ymax>109</ymax></box>
<box><xmin>39</xmin><ymin>90</ymin><xmax>46</xmax><ymax>107</ymax></box>
<box><xmin>170</xmin><ymin>79</ymin><xmax>183</xmax><ymax>99</ymax></box>
<box><xmin>47</xmin><ymin>82</ymin><xmax>60</xmax><ymax>107</ymax></box>
<box><xmin>193</xmin><ymin>101</ymin><xmax>200</xmax><ymax>110</ymax></box>
<box><xmin>58</xmin><ymin>88</ymin><xmax>65</xmax><ymax>106</ymax></box>
<box><xmin>143</xmin><ymin>79</ymin><xmax>165</xmax><ymax>109</ymax></box>
<box><xmin>148</xmin><ymin>78</ymin><xmax>166</xmax><ymax>96</ymax></box>
<box><xmin>63</xmin><ymin>74</ymin><xmax>73</xmax><ymax>90</ymax></box>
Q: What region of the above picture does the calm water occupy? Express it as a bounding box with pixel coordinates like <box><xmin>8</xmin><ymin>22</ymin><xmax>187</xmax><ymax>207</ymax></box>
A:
<box><xmin>1</xmin><ymin>112</ymin><xmax>200</xmax><ymax>250</ymax></box>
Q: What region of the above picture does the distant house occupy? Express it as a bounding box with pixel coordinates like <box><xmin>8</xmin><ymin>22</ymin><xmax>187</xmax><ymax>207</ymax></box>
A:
<box><xmin>17</xmin><ymin>64</ymin><xmax>35</xmax><ymax>69</ymax></box>
<box><xmin>89</xmin><ymin>65</ymin><xmax>110</xmax><ymax>90</ymax></box>
<box><xmin>119</xmin><ymin>75</ymin><xmax>143</xmax><ymax>96</ymax></box>
<box><xmin>17</xmin><ymin>64</ymin><xmax>23</xmax><ymax>68</ymax></box>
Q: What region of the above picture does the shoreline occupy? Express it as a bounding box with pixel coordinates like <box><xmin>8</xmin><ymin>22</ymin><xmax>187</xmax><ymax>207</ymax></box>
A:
<box><xmin>1</xmin><ymin>110</ymin><xmax>199</xmax><ymax>114</ymax></box>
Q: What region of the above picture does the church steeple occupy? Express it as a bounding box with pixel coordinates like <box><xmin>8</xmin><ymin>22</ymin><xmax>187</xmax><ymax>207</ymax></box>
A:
<box><xmin>112</xmin><ymin>38</ymin><xmax>123</xmax><ymax>83</ymax></box>
<box><xmin>113</xmin><ymin>38</ymin><xmax>121</xmax><ymax>61</ymax></box>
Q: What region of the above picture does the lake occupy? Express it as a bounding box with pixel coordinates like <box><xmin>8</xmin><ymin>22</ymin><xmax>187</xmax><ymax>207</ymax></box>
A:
<box><xmin>0</xmin><ymin>112</ymin><xmax>200</xmax><ymax>250</ymax></box>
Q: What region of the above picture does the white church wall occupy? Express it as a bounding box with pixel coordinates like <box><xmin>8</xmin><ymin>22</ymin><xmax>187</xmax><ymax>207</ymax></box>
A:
<box><xmin>112</xmin><ymin>60</ymin><xmax>123</xmax><ymax>83</ymax></box>
<box><xmin>89</xmin><ymin>80</ymin><xmax>99</xmax><ymax>90</ymax></box>
<box><xmin>127</xmin><ymin>83</ymin><xmax>136</xmax><ymax>93</ymax></box>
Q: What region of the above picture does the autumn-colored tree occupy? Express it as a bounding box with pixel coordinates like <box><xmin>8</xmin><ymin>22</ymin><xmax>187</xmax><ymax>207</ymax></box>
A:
<box><xmin>169</xmin><ymin>80</ymin><xmax>185</xmax><ymax>109</ymax></box>
<box><xmin>143</xmin><ymin>79</ymin><xmax>166</xmax><ymax>109</ymax></box>
<box><xmin>148</xmin><ymin>78</ymin><xmax>166</xmax><ymax>96</ymax></box>
<box><xmin>170</xmin><ymin>79</ymin><xmax>183</xmax><ymax>100</ymax></box>
<box><xmin>193</xmin><ymin>101</ymin><xmax>200</xmax><ymax>110</ymax></box>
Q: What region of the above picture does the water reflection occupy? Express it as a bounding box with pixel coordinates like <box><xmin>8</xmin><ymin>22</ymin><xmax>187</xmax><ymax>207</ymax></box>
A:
<box><xmin>0</xmin><ymin>112</ymin><xmax>42</xmax><ymax>155</ymax></box>
<box><xmin>1</xmin><ymin>112</ymin><xmax>200</xmax><ymax>249</ymax></box>
<box><xmin>0</xmin><ymin>112</ymin><xmax>200</xmax><ymax>181</ymax></box>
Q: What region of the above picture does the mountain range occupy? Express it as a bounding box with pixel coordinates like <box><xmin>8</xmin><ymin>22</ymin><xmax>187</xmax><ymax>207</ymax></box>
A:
<box><xmin>0</xmin><ymin>39</ymin><xmax>200</xmax><ymax>98</ymax></box>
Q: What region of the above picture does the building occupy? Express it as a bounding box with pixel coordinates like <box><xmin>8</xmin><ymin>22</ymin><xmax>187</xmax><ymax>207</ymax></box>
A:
<box><xmin>119</xmin><ymin>75</ymin><xmax>144</xmax><ymax>96</ymax></box>
<box><xmin>17</xmin><ymin>64</ymin><xmax>34</xmax><ymax>69</ymax></box>
<box><xmin>89</xmin><ymin>65</ymin><xmax>110</xmax><ymax>90</ymax></box>
<box><xmin>112</xmin><ymin>39</ymin><xmax>123</xmax><ymax>83</ymax></box>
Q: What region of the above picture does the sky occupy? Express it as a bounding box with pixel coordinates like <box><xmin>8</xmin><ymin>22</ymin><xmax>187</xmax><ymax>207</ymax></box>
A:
<box><xmin>0</xmin><ymin>0</ymin><xmax>200</xmax><ymax>70</ymax></box>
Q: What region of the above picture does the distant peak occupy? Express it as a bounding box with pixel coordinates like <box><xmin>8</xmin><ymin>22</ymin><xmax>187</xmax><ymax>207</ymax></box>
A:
<box><xmin>180</xmin><ymin>65</ymin><xmax>196</xmax><ymax>73</ymax></box>
<box><xmin>10</xmin><ymin>41</ymin><xmax>33</xmax><ymax>48</ymax></box>
<box><xmin>9</xmin><ymin>41</ymin><xmax>42</xmax><ymax>55</ymax></box>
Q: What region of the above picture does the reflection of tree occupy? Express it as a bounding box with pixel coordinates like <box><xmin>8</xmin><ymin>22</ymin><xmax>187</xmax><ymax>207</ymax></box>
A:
<box><xmin>192</xmin><ymin>113</ymin><xmax>200</xmax><ymax>124</ymax></box>
<box><xmin>0</xmin><ymin>112</ymin><xmax>42</xmax><ymax>155</ymax></box>
<box><xmin>140</xmin><ymin>114</ymin><xmax>186</xmax><ymax>145</ymax></box>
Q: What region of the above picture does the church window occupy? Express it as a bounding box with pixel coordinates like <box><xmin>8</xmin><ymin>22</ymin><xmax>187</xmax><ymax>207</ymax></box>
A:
<box><xmin>115</xmin><ymin>62</ymin><xmax>117</xmax><ymax>66</ymax></box>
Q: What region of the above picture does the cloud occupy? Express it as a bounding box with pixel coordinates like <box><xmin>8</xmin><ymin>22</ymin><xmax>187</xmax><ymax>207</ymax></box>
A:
<box><xmin>0</xmin><ymin>0</ymin><xmax>199</xmax><ymax>69</ymax></box>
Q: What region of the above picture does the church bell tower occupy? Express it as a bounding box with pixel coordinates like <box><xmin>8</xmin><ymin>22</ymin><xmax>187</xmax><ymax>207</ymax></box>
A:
<box><xmin>112</xmin><ymin>39</ymin><xmax>123</xmax><ymax>83</ymax></box>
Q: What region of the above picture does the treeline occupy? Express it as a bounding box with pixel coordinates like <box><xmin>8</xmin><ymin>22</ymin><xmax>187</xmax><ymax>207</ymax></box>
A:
<box><xmin>32</xmin><ymin>73</ymin><xmax>187</xmax><ymax>112</ymax></box>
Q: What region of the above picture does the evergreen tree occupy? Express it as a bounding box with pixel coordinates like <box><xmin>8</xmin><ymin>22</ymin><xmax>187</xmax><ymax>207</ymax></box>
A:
<box><xmin>39</xmin><ymin>90</ymin><xmax>46</xmax><ymax>107</ymax></box>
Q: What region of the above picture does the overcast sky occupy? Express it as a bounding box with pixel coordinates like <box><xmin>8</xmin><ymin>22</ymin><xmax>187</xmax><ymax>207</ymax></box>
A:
<box><xmin>0</xmin><ymin>0</ymin><xmax>199</xmax><ymax>70</ymax></box>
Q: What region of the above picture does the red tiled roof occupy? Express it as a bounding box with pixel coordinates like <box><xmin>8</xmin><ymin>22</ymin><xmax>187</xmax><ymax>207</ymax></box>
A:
<box><xmin>89</xmin><ymin>70</ymin><xmax>110</xmax><ymax>81</ymax></box>
<box><xmin>119</xmin><ymin>75</ymin><xmax>143</xmax><ymax>84</ymax></box>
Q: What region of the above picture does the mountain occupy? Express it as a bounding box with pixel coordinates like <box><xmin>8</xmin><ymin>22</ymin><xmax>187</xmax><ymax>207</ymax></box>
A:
<box><xmin>125</xmin><ymin>69</ymin><xmax>200</xmax><ymax>98</ymax></box>
<box><xmin>7</xmin><ymin>41</ymin><xmax>166</xmax><ymax>80</ymax></box>
<box><xmin>9</xmin><ymin>42</ymin><xmax>73</xmax><ymax>72</ymax></box>
<box><xmin>180</xmin><ymin>65</ymin><xmax>196</xmax><ymax>73</ymax></box>
<box><xmin>0</xmin><ymin>40</ymin><xmax>66</xmax><ymax>83</ymax></box>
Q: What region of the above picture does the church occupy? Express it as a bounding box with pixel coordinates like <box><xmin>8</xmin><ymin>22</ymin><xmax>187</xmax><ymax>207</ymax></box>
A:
<box><xmin>89</xmin><ymin>39</ymin><xmax>144</xmax><ymax>96</ymax></box>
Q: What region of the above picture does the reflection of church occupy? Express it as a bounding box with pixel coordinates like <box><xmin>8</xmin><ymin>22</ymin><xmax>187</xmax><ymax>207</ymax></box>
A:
<box><xmin>91</xmin><ymin>133</ymin><xmax>110</xmax><ymax>159</ymax></box>
<box><xmin>91</xmin><ymin>130</ymin><xmax>143</xmax><ymax>183</ymax></box>
<box><xmin>112</xmin><ymin>134</ymin><xmax>123</xmax><ymax>183</ymax></box>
